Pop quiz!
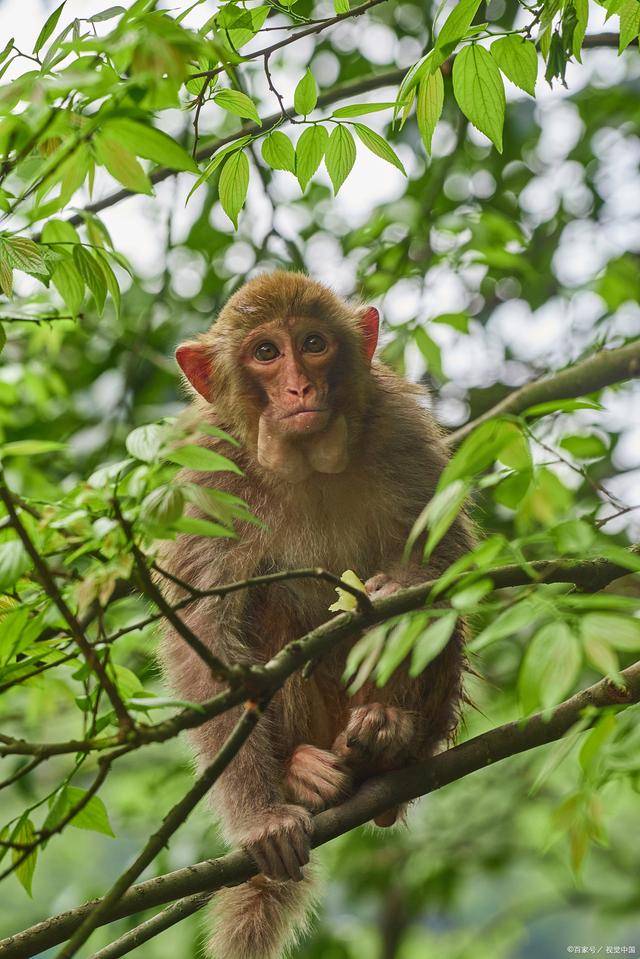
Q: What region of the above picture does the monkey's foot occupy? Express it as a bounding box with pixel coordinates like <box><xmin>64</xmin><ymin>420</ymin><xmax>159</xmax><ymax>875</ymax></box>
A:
<box><xmin>373</xmin><ymin>803</ymin><xmax>407</xmax><ymax>828</ymax></box>
<box><xmin>241</xmin><ymin>804</ymin><xmax>313</xmax><ymax>883</ymax></box>
<box><xmin>365</xmin><ymin>573</ymin><xmax>402</xmax><ymax>599</ymax></box>
<box><xmin>284</xmin><ymin>744</ymin><xmax>351</xmax><ymax>812</ymax></box>
<box><xmin>333</xmin><ymin>703</ymin><xmax>415</xmax><ymax>765</ymax></box>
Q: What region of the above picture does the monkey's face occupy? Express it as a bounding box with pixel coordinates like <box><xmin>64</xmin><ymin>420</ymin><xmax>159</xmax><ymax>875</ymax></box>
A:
<box><xmin>174</xmin><ymin>272</ymin><xmax>379</xmax><ymax>481</ymax></box>
<box><xmin>239</xmin><ymin>319</ymin><xmax>338</xmax><ymax>436</ymax></box>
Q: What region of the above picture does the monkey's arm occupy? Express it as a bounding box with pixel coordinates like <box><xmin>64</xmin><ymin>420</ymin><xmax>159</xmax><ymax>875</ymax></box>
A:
<box><xmin>161</xmin><ymin>594</ymin><xmax>315</xmax><ymax>882</ymax></box>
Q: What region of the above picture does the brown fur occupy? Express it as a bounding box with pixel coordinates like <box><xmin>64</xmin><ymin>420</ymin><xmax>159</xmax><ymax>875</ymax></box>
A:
<box><xmin>158</xmin><ymin>271</ymin><xmax>474</xmax><ymax>959</ymax></box>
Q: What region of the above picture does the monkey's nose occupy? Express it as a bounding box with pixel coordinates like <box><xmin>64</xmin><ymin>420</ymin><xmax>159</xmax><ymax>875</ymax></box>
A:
<box><xmin>286</xmin><ymin>382</ymin><xmax>312</xmax><ymax>397</ymax></box>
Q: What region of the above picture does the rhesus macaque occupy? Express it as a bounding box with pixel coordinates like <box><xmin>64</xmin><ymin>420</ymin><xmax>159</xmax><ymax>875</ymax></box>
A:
<box><xmin>159</xmin><ymin>271</ymin><xmax>473</xmax><ymax>959</ymax></box>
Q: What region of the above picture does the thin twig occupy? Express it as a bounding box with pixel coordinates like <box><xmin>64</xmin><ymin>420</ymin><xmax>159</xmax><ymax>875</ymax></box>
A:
<box><xmin>54</xmin><ymin>702</ymin><xmax>264</xmax><ymax>959</ymax></box>
<box><xmin>0</xmin><ymin>475</ymin><xmax>134</xmax><ymax>734</ymax></box>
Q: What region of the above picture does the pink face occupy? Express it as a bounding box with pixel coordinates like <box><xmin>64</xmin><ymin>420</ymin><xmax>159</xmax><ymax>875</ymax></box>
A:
<box><xmin>175</xmin><ymin>305</ymin><xmax>380</xmax><ymax>435</ymax></box>
<box><xmin>240</xmin><ymin>319</ymin><xmax>339</xmax><ymax>434</ymax></box>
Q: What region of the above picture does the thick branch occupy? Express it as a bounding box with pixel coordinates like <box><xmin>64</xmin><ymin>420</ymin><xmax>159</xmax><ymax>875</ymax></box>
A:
<box><xmin>1</xmin><ymin>550</ymin><xmax>635</xmax><ymax>759</ymax></box>
<box><xmin>65</xmin><ymin>33</ymin><xmax>622</xmax><ymax>227</ymax></box>
<box><xmin>447</xmin><ymin>339</ymin><xmax>640</xmax><ymax>446</ymax></box>
<box><xmin>5</xmin><ymin>660</ymin><xmax>639</xmax><ymax>959</ymax></box>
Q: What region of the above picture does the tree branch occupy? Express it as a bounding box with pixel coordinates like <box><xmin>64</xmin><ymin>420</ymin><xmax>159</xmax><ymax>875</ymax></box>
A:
<box><xmin>1</xmin><ymin>550</ymin><xmax>635</xmax><ymax>760</ymax></box>
<box><xmin>0</xmin><ymin>476</ymin><xmax>133</xmax><ymax>734</ymax></box>
<box><xmin>190</xmin><ymin>0</ymin><xmax>389</xmax><ymax>81</ymax></box>
<box><xmin>446</xmin><ymin>338</ymin><xmax>640</xmax><ymax>446</ymax></box>
<box><xmin>64</xmin><ymin>33</ymin><xmax>622</xmax><ymax>228</ymax></box>
<box><xmin>55</xmin><ymin>702</ymin><xmax>263</xmax><ymax>959</ymax></box>
<box><xmin>5</xmin><ymin>659</ymin><xmax>639</xmax><ymax>959</ymax></box>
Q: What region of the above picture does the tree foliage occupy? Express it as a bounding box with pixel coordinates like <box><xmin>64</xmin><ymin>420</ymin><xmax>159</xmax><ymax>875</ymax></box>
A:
<box><xmin>0</xmin><ymin>0</ymin><xmax>639</xmax><ymax>956</ymax></box>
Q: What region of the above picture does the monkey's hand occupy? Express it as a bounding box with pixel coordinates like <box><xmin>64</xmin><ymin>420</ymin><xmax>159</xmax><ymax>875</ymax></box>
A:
<box><xmin>333</xmin><ymin>704</ymin><xmax>415</xmax><ymax>766</ymax></box>
<box><xmin>365</xmin><ymin>572</ymin><xmax>403</xmax><ymax>599</ymax></box>
<box><xmin>284</xmin><ymin>744</ymin><xmax>351</xmax><ymax>812</ymax></box>
<box><xmin>241</xmin><ymin>804</ymin><xmax>313</xmax><ymax>883</ymax></box>
<box><xmin>333</xmin><ymin>705</ymin><xmax>414</xmax><ymax>831</ymax></box>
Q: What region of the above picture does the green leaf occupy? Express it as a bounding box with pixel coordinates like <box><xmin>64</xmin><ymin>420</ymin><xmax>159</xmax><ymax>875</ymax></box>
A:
<box><xmin>1</xmin><ymin>237</ymin><xmax>47</xmax><ymax>275</ymax></box>
<box><xmin>294</xmin><ymin>69</ymin><xmax>318</xmax><ymax>116</ymax></box>
<box><xmin>218</xmin><ymin>4</ymin><xmax>270</xmax><ymax>49</ymax></box>
<box><xmin>296</xmin><ymin>125</ymin><xmax>328</xmax><ymax>191</ymax></box>
<box><xmin>553</xmin><ymin>519</ymin><xmax>594</xmax><ymax>555</ymax></box>
<box><xmin>40</xmin><ymin>218</ymin><xmax>81</xmax><ymax>248</ymax></box>
<box><xmin>0</xmin><ymin>254</ymin><xmax>12</xmax><ymax>297</ymax></box>
<box><xmin>452</xmin><ymin>44</ymin><xmax>505</xmax><ymax>152</ymax></box>
<box><xmin>582</xmin><ymin>613</ymin><xmax>640</xmax><ymax>652</ymax></box>
<box><xmin>173</xmin><ymin>516</ymin><xmax>236</xmax><ymax>538</ymax></box>
<box><xmin>0</xmin><ymin>540</ymin><xmax>32</xmax><ymax>590</ymax></box>
<box><xmin>45</xmin><ymin>787</ymin><xmax>115</xmax><ymax>837</ymax></box>
<box><xmin>582</xmin><ymin>630</ymin><xmax>622</xmax><ymax>684</ymax></box>
<box><xmin>353</xmin><ymin>123</ymin><xmax>406</xmax><ymax>174</ymax></box>
<box><xmin>578</xmin><ymin>713</ymin><xmax>617</xmax><ymax>774</ymax></box>
<box><xmin>523</xmin><ymin>398</ymin><xmax>602</xmax><ymax>417</ymax></box>
<box><xmin>416</xmin><ymin>68</ymin><xmax>444</xmax><ymax>154</ymax></box>
<box><xmin>214</xmin><ymin>89</ymin><xmax>261</xmax><ymax>125</ymax></box>
<box><xmin>94</xmin><ymin>135</ymin><xmax>153</xmax><ymax>195</ymax></box>
<box><xmin>376</xmin><ymin>612</ymin><xmax>432</xmax><ymax>686</ymax></box>
<box><xmin>218</xmin><ymin>149</ymin><xmax>250</xmax><ymax>228</ymax></box>
<box><xmin>572</xmin><ymin>0</ymin><xmax>589</xmax><ymax>60</ymax></box>
<box><xmin>96</xmin><ymin>250</ymin><xmax>121</xmax><ymax>318</ymax></box>
<box><xmin>396</xmin><ymin>52</ymin><xmax>434</xmax><ymax>113</ymax></box>
<box><xmin>434</xmin><ymin>0</ymin><xmax>483</xmax><ymax>63</ymax></box>
<box><xmin>325</xmin><ymin>125</ymin><xmax>356</xmax><ymax>195</ymax></box>
<box><xmin>141</xmin><ymin>485</ymin><xmax>185</xmax><ymax>525</ymax></box>
<box><xmin>519</xmin><ymin>622</ymin><xmax>582</xmax><ymax>712</ymax></box>
<box><xmin>470</xmin><ymin>598</ymin><xmax>543</xmax><ymax>652</ymax></box>
<box><xmin>197</xmin><ymin>424</ymin><xmax>240</xmax><ymax>446</ymax></box>
<box><xmin>559</xmin><ymin>434</ymin><xmax>608</xmax><ymax>459</ymax></box>
<box><xmin>186</xmin><ymin>137</ymin><xmax>253</xmax><ymax>203</ymax></box>
<box><xmin>439</xmin><ymin>420</ymin><xmax>520</xmax><ymax>488</ymax></box>
<box><xmin>72</xmin><ymin>247</ymin><xmax>106</xmax><ymax>315</ymax></box>
<box><xmin>404</xmin><ymin>479</ymin><xmax>469</xmax><ymax>563</ymax></box>
<box><xmin>413</xmin><ymin>326</ymin><xmax>443</xmax><ymax>379</ymax></box>
<box><xmin>0</xmin><ymin>440</ymin><xmax>64</xmax><ymax>456</ymax></box>
<box><xmin>410</xmin><ymin>612</ymin><xmax>458</xmax><ymax>676</ymax></box>
<box><xmin>261</xmin><ymin>131</ymin><xmax>296</xmax><ymax>173</ymax></box>
<box><xmin>449</xmin><ymin>577</ymin><xmax>493</xmax><ymax>609</ymax></box>
<box><xmin>125</xmin><ymin>424</ymin><xmax>167</xmax><ymax>462</ymax></box>
<box><xmin>334</xmin><ymin>0</ymin><xmax>350</xmax><ymax>11</ymax></box>
<box><xmin>12</xmin><ymin>819</ymin><xmax>37</xmax><ymax>896</ymax></box>
<box><xmin>100</xmin><ymin>119</ymin><xmax>199</xmax><ymax>173</ymax></box>
<box><xmin>333</xmin><ymin>102</ymin><xmax>395</xmax><ymax>118</ymax></box>
<box><xmin>490</xmin><ymin>35</ymin><xmax>538</xmax><ymax>96</ymax></box>
<box><xmin>34</xmin><ymin>1</ymin><xmax>66</xmax><ymax>55</ymax></box>
<box><xmin>88</xmin><ymin>6</ymin><xmax>126</xmax><ymax>22</ymax></box>
<box><xmin>50</xmin><ymin>259</ymin><xmax>84</xmax><ymax>316</ymax></box>
<box><xmin>0</xmin><ymin>323</ymin><xmax>5</xmax><ymax>355</ymax></box>
<box><xmin>619</xmin><ymin>0</ymin><xmax>640</xmax><ymax>51</ymax></box>
<box><xmin>165</xmin><ymin>444</ymin><xmax>242</xmax><ymax>474</ymax></box>
<box><xmin>343</xmin><ymin>625</ymin><xmax>387</xmax><ymax>693</ymax></box>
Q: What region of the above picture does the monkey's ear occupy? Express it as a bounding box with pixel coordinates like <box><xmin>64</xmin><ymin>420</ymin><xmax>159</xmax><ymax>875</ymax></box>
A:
<box><xmin>359</xmin><ymin>307</ymin><xmax>379</xmax><ymax>362</ymax></box>
<box><xmin>176</xmin><ymin>342</ymin><xmax>212</xmax><ymax>401</ymax></box>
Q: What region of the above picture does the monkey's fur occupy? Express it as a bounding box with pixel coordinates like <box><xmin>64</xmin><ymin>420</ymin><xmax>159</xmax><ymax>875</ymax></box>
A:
<box><xmin>158</xmin><ymin>271</ymin><xmax>473</xmax><ymax>959</ymax></box>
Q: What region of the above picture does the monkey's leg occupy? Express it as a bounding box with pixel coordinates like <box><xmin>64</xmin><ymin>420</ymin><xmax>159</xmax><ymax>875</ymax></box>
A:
<box><xmin>283</xmin><ymin>744</ymin><xmax>351</xmax><ymax>812</ymax></box>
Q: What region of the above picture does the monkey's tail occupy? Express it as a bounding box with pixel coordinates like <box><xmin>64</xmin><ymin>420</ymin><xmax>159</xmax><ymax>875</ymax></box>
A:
<box><xmin>207</xmin><ymin>864</ymin><xmax>320</xmax><ymax>959</ymax></box>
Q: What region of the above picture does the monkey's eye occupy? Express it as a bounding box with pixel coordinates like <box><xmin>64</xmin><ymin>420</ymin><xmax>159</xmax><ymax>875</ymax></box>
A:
<box><xmin>253</xmin><ymin>342</ymin><xmax>279</xmax><ymax>362</ymax></box>
<box><xmin>302</xmin><ymin>334</ymin><xmax>327</xmax><ymax>354</ymax></box>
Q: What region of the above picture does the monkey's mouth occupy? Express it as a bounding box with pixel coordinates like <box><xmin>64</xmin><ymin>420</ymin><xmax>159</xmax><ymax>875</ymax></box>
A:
<box><xmin>280</xmin><ymin>408</ymin><xmax>331</xmax><ymax>433</ymax></box>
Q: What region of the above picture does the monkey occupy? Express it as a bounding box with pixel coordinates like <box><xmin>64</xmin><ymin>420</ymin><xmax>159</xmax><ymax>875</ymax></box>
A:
<box><xmin>157</xmin><ymin>271</ymin><xmax>474</xmax><ymax>959</ymax></box>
